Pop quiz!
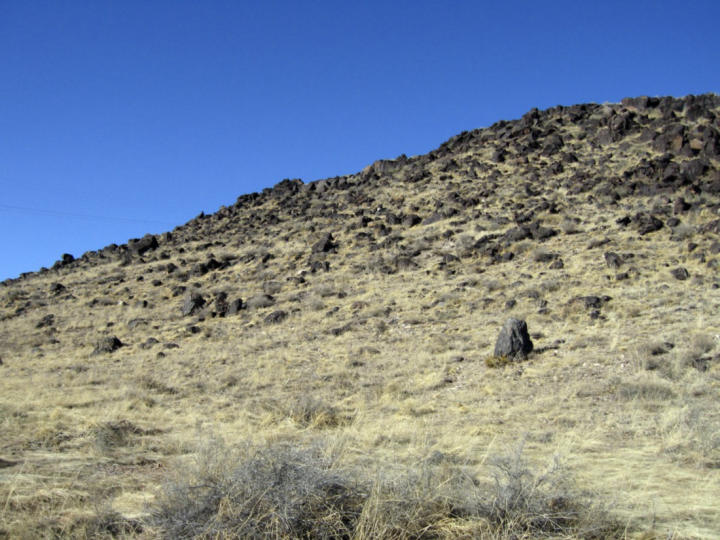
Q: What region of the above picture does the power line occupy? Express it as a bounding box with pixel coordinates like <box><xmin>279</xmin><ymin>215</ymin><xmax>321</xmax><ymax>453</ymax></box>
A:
<box><xmin>0</xmin><ymin>203</ymin><xmax>176</xmax><ymax>227</ymax></box>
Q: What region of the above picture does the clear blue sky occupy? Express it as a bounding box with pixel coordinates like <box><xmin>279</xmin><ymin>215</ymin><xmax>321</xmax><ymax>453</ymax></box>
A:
<box><xmin>2</xmin><ymin>1</ymin><xmax>719</xmax><ymax>280</ymax></box>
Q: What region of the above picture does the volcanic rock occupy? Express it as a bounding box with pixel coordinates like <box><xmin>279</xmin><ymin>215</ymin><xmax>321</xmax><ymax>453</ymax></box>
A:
<box><xmin>129</xmin><ymin>235</ymin><xmax>159</xmax><ymax>256</ymax></box>
<box><xmin>181</xmin><ymin>292</ymin><xmax>206</xmax><ymax>316</ymax></box>
<box><xmin>93</xmin><ymin>336</ymin><xmax>123</xmax><ymax>355</ymax></box>
<box><xmin>246</xmin><ymin>294</ymin><xmax>275</xmax><ymax>309</ymax></box>
<box><xmin>493</xmin><ymin>318</ymin><xmax>534</xmax><ymax>359</ymax></box>
<box><xmin>670</xmin><ymin>267</ymin><xmax>690</xmax><ymax>280</ymax></box>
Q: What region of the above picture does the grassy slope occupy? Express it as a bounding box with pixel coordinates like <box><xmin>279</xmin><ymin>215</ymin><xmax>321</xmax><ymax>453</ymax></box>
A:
<box><xmin>1</xmin><ymin>96</ymin><xmax>720</xmax><ymax>538</ymax></box>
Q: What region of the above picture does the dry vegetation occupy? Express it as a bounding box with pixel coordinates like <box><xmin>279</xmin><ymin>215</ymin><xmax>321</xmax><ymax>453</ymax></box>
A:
<box><xmin>1</xmin><ymin>95</ymin><xmax>720</xmax><ymax>538</ymax></box>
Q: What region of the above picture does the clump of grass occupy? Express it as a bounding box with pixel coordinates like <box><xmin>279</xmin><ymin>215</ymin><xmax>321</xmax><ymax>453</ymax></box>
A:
<box><xmin>485</xmin><ymin>355</ymin><xmax>512</xmax><ymax>368</ymax></box>
<box><xmin>138</xmin><ymin>375</ymin><xmax>179</xmax><ymax>395</ymax></box>
<box><xmin>286</xmin><ymin>396</ymin><xmax>348</xmax><ymax>428</ymax></box>
<box><xmin>616</xmin><ymin>374</ymin><xmax>676</xmax><ymax>401</ymax></box>
<box><xmin>659</xmin><ymin>404</ymin><xmax>720</xmax><ymax>468</ymax></box>
<box><xmin>91</xmin><ymin>419</ymin><xmax>144</xmax><ymax>453</ymax></box>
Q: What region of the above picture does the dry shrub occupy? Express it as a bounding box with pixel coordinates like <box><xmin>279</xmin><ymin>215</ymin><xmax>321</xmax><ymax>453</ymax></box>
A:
<box><xmin>150</xmin><ymin>439</ymin><xmax>364</xmax><ymax>539</ymax></box>
<box><xmin>147</xmin><ymin>438</ymin><xmax>622</xmax><ymax>539</ymax></box>
<box><xmin>479</xmin><ymin>441</ymin><xmax>619</xmax><ymax>538</ymax></box>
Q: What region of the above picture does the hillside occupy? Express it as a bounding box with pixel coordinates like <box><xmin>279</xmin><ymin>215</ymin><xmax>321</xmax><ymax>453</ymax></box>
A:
<box><xmin>1</xmin><ymin>94</ymin><xmax>720</xmax><ymax>538</ymax></box>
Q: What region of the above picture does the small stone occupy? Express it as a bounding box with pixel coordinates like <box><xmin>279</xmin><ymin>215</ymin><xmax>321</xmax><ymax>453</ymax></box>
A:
<box><xmin>670</xmin><ymin>267</ymin><xmax>689</xmax><ymax>280</ymax></box>
<box><xmin>264</xmin><ymin>310</ymin><xmax>288</xmax><ymax>324</ymax></box>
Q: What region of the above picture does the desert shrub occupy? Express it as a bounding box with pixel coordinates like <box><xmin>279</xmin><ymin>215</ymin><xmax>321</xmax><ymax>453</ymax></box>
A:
<box><xmin>150</xmin><ymin>439</ymin><xmax>365</xmax><ymax>539</ymax></box>
<box><xmin>148</xmin><ymin>439</ymin><xmax>621</xmax><ymax>539</ymax></box>
<box><xmin>479</xmin><ymin>442</ymin><xmax>618</xmax><ymax>538</ymax></box>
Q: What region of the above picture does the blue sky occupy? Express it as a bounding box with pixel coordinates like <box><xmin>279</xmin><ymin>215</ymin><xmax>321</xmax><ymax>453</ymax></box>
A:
<box><xmin>1</xmin><ymin>1</ymin><xmax>719</xmax><ymax>280</ymax></box>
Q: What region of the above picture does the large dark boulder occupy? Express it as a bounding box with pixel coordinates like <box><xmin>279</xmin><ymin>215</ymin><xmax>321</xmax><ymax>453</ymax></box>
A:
<box><xmin>494</xmin><ymin>318</ymin><xmax>534</xmax><ymax>359</ymax></box>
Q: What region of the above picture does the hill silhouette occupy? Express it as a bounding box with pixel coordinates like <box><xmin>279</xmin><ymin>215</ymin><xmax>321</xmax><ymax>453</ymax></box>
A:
<box><xmin>1</xmin><ymin>94</ymin><xmax>719</xmax><ymax>538</ymax></box>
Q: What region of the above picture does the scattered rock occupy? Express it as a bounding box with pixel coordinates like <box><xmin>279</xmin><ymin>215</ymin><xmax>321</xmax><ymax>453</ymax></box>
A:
<box><xmin>53</xmin><ymin>253</ymin><xmax>75</xmax><ymax>269</ymax></box>
<box><xmin>402</xmin><ymin>214</ymin><xmax>422</xmax><ymax>227</ymax></box>
<box><xmin>670</xmin><ymin>267</ymin><xmax>690</xmax><ymax>280</ymax></box>
<box><xmin>181</xmin><ymin>292</ymin><xmax>205</xmax><ymax>316</ymax></box>
<box><xmin>634</xmin><ymin>213</ymin><xmax>664</xmax><ymax>235</ymax></box>
<box><xmin>140</xmin><ymin>338</ymin><xmax>159</xmax><ymax>350</ymax></box>
<box><xmin>214</xmin><ymin>292</ymin><xmax>229</xmax><ymax>317</ymax></box>
<box><xmin>129</xmin><ymin>234</ymin><xmax>159</xmax><ymax>256</ymax></box>
<box><xmin>604</xmin><ymin>252</ymin><xmax>624</xmax><ymax>269</ymax></box>
<box><xmin>264</xmin><ymin>310</ymin><xmax>288</xmax><ymax>324</ymax></box>
<box><xmin>246</xmin><ymin>294</ymin><xmax>275</xmax><ymax>309</ymax></box>
<box><xmin>227</xmin><ymin>298</ymin><xmax>244</xmax><ymax>315</ymax></box>
<box><xmin>575</xmin><ymin>295</ymin><xmax>612</xmax><ymax>309</ymax></box>
<box><xmin>92</xmin><ymin>336</ymin><xmax>123</xmax><ymax>355</ymax></box>
<box><xmin>36</xmin><ymin>314</ymin><xmax>55</xmax><ymax>328</ymax></box>
<box><xmin>49</xmin><ymin>282</ymin><xmax>66</xmax><ymax>295</ymax></box>
<box><xmin>673</xmin><ymin>197</ymin><xmax>691</xmax><ymax>214</ymax></box>
<box><xmin>493</xmin><ymin>318</ymin><xmax>534</xmax><ymax>359</ymax></box>
<box><xmin>127</xmin><ymin>318</ymin><xmax>148</xmax><ymax>330</ymax></box>
<box><xmin>312</xmin><ymin>233</ymin><xmax>337</xmax><ymax>253</ymax></box>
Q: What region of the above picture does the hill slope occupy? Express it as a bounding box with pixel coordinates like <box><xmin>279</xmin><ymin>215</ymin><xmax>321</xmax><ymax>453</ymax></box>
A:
<box><xmin>2</xmin><ymin>94</ymin><xmax>720</xmax><ymax>538</ymax></box>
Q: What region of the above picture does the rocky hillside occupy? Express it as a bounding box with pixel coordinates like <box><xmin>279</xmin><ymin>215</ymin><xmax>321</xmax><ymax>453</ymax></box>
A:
<box><xmin>1</xmin><ymin>94</ymin><xmax>719</xmax><ymax>538</ymax></box>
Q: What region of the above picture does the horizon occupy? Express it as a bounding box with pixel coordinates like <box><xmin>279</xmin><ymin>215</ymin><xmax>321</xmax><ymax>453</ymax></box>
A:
<box><xmin>2</xmin><ymin>0</ymin><xmax>720</xmax><ymax>281</ymax></box>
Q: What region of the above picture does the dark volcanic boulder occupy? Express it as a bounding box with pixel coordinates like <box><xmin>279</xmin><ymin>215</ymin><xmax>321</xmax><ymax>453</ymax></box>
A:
<box><xmin>93</xmin><ymin>336</ymin><xmax>123</xmax><ymax>355</ymax></box>
<box><xmin>634</xmin><ymin>213</ymin><xmax>664</xmax><ymax>235</ymax></box>
<box><xmin>494</xmin><ymin>318</ymin><xmax>534</xmax><ymax>359</ymax></box>
<box><xmin>52</xmin><ymin>253</ymin><xmax>75</xmax><ymax>269</ymax></box>
<box><xmin>181</xmin><ymin>292</ymin><xmax>205</xmax><ymax>316</ymax></box>
<box><xmin>129</xmin><ymin>234</ymin><xmax>159</xmax><ymax>256</ymax></box>
<box><xmin>49</xmin><ymin>282</ymin><xmax>66</xmax><ymax>295</ymax></box>
<box><xmin>312</xmin><ymin>233</ymin><xmax>337</xmax><ymax>253</ymax></box>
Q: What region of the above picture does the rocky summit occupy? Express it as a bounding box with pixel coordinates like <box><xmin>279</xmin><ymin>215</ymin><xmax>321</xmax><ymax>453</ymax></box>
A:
<box><xmin>1</xmin><ymin>94</ymin><xmax>720</xmax><ymax>538</ymax></box>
